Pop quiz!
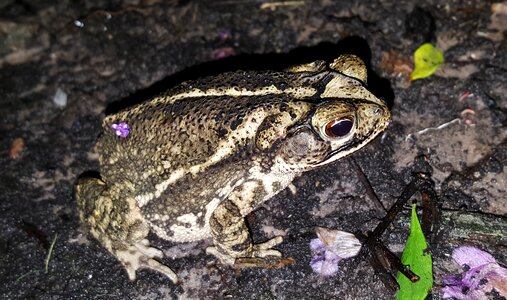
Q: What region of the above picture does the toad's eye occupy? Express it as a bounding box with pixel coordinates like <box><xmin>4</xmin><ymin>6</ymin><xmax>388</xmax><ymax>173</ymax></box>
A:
<box><xmin>323</xmin><ymin>118</ymin><xmax>354</xmax><ymax>139</ymax></box>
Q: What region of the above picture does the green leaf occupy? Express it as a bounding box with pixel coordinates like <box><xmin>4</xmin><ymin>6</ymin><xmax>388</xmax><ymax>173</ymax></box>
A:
<box><xmin>395</xmin><ymin>204</ymin><xmax>433</xmax><ymax>300</ymax></box>
<box><xmin>410</xmin><ymin>43</ymin><xmax>444</xmax><ymax>80</ymax></box>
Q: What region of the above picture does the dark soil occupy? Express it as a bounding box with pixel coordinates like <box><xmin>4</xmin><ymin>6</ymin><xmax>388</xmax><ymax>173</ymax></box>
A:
<box><xmin>1</xmin><ymin>1</ymin><xmax>506</xmax><ymax>299</ymax></box>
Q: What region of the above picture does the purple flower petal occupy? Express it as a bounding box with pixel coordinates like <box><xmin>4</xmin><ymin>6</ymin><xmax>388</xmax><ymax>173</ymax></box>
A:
<box><xmin>310</xmin><ymin>238</ymin><xmax>325</xmax><ymax>252</ymax></box>
<box><xmin>442</xmin><ymin>246</ymin><xmax>507</xmax><ymax>299</ymax></box>
<box><xmin>111</xmin><ymin>122</ymin><xmax>130</xmax><ymax>138</ymax></box>
<box><xmin>452</xmin><ymin>246</ymin><xmax>496</xmax><ymax>269</ymax></box>
<box><xmin>311</xmin><ymin>256</ymin><xmax>340</xmax><ymax>277</ymax></box>
<box><xmin>442</xmin><ymin>274</ymin><xmax>463</xmax><ymax>285</ymax></box>
<box><xmin>309</xmin><ymin>228</ymin><xmax>361</xmax><ymax>278</ymax></box>
<box><xmin>442</xmin><ymin>285</ymin><xmax>469</xmax><ymax>300</ymax></box>
<box><xmin>442</xmin><ymin>285</ymin><xmax>465</xmax><ymax>299</ymax></box>
<box><xmin>324</xmin><ymin>250</ymin><xmax>341</xmax><ymax>265</ymax></box>
<box><xmin>461</xmin><ymin>263</ymin><xmax>507</xmax><ymax>297</ymax></box>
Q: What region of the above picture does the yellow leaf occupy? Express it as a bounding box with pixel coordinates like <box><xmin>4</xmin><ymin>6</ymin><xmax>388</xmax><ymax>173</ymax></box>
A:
<box><xmin>410</xmin><ymin>43</ymin><xmax>444</xmax><ymax>80</ymax></box>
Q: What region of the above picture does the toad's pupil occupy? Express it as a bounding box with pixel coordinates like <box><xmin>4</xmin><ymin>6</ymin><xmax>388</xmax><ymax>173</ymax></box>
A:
<box><xmin>326</xmin><ymin>119</ymin><xmax>353</xmax><ymax>137</ymax></box>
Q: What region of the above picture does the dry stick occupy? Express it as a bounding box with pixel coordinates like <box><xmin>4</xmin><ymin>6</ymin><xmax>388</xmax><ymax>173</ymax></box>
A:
<box><xmin>357</xmin><ymin>173</ymin><xmax>438</xmax><ymax>291</ymax></box>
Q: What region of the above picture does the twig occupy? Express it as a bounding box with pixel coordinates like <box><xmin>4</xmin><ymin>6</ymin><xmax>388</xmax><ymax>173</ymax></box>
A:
<box><xmin>44</xmin><ymin>234</ymin><xmax>58</xmax><ymax>274</ymax></box>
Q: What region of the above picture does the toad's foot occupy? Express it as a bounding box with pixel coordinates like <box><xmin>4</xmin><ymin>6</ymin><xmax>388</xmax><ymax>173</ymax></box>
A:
<box><xmin>206</xmin><ymin>236</ymin><xmax>284</xmax><ymax>266</ymax></box>
<box><xmin>115</xmin><ymin>239</ymin><xmax>178</xmax><ymax>283</ymax></box>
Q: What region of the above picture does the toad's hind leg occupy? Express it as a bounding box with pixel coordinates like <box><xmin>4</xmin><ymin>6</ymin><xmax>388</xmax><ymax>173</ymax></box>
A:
<box><xmin>75</xmin><ymin>177</ymin><xmax>178</xmax><ymax>283</ymax></box>
<box><xmin>206</xmin><ymin>180</ymin><xmax>284</xmax><ymax>266</ymax></box>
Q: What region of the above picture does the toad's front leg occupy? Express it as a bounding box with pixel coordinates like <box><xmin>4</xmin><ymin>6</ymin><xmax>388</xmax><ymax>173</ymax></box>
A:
<box><xmin>206</xmin><ymin>179</ymin><xmax>284</xmax><ymax>266</ymax></box>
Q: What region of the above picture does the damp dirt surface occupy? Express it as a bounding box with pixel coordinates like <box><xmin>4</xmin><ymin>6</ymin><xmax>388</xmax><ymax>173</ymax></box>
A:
<box><xmin>1</xmin><ymin>1</ymin><xmax>506</xmax><ymax>299</ymax></box>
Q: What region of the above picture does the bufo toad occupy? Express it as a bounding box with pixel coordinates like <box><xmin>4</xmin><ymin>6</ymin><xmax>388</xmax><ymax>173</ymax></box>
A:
<box><xmin>76</xmin><ymin>54</ymin><xmax>391</xmax><ymax>283</ymax></box>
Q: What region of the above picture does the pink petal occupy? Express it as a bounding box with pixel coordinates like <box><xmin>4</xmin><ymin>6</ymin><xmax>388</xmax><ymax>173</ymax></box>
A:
<box><xmin>452</xmin><ymin>246</ymin><xmax>496</xmax><ymax>268</ymax></box>
<box><xmin>310</xmin><ymin>238</ymin><xmax>325</xmax><ymax>252</ymax></box>
<box><xmin>310</xmin><ymin>257</ymin><xmax>340</xmax><ymax>277</ymax></box>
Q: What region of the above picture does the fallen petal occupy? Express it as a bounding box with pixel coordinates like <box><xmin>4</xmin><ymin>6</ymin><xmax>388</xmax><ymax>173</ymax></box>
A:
<box><xmin>315</xmin><ymin>227</ymin><xmax>361</xmax><ymax>259</ymax></box>
<box><xmin>310</xmin><ymin>255</ymin><xmax>340</xmax><ymax>277</ymax></box>
<box><xmin>443</xmin><ymin>246</ymin><xmax>507</xmax><ymax>299</ymax></box>
<box><xmin>452</xmin><ymin>246</ymin><xmax>496</xmax><ymax>269</ymax></box>
<box><xmin>310</xmin><ymin>228</ymin><xmax>362</xmax><ymax>278</ymax></box>
<box><xmin>310</xmin><ymin>238</ymin><xmax>325</xmax><ymax>253</ymax></box>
